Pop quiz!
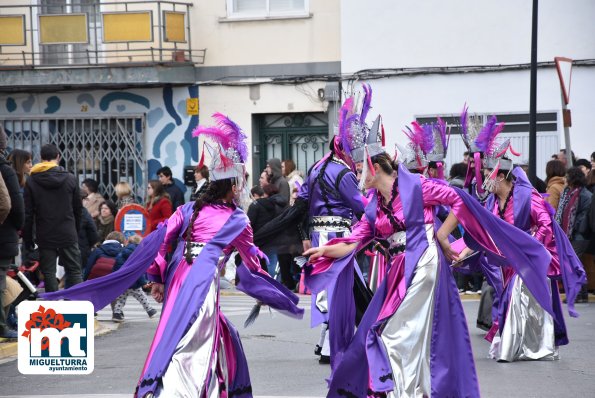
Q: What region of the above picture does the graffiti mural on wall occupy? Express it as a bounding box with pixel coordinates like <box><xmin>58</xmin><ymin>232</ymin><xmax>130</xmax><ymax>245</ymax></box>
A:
<box><xmin>0</xmin><ymin>85</ymin><xmax>198</xmax><ymax>198</ymax></box>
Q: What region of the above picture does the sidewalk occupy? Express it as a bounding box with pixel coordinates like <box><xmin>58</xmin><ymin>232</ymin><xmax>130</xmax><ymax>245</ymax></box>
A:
<box><xmin>0</xmin><ymin>318</ymin><xmax>121</xmax><ymax>361</ymax></box>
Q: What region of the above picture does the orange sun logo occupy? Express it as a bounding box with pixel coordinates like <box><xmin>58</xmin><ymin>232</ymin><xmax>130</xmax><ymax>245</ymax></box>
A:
<box><xmin>21</xmin><ymin>305</ymin><xmax>72</xmax><ymax>350</ymax></box>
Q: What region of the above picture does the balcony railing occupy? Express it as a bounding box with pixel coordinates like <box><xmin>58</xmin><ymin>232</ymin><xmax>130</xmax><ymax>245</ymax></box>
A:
<box><xmin>0</xmin><ymin>1</ymin><xmax>206</xmax><ymax>68</ymax></box>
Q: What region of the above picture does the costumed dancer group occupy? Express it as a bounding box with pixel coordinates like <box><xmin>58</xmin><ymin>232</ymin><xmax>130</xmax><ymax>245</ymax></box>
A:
<box><xmin>40</xmin><ymin>83</ymin><xmax>586</xmax><ymax>398</ymax></box>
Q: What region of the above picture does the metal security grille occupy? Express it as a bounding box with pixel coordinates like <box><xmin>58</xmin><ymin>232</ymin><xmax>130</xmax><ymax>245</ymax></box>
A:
<box><xmin>1</xmin><ymin>115</ymin><xmax>146</xmax><ymax>201</ymax></box>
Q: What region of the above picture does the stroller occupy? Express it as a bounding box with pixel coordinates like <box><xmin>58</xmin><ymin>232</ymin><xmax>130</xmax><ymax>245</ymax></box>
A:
<box><xmin>7</xmin><ymin>261</ymin><xmax>40</xmax><ymax>307</ymax></box>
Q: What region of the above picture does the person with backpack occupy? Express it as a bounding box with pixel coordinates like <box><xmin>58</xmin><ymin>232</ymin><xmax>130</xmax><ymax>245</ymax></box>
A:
<box><xmin>111</xmin><ymin>234</ymin><xmax>157</xmax><ymax>323</ymax></box>
<box><xmin>83</xmin><ymin>231</ymin><xmax>125</xmax><ymax>280</ymax></box>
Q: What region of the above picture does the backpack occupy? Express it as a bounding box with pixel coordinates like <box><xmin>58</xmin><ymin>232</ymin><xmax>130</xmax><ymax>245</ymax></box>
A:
<box><xmin>87</xmin><ymin>256</ymin><xmax>116</xmax><ymax>280</ymax></box>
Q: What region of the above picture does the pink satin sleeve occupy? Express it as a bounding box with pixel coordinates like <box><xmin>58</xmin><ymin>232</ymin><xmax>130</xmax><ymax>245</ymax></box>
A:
<box><xmin>421</xmin><ymin>179</ymin><xmax>500</xmax><ymax>255</ymax></box>
<box><xmin>343</xmin><ymin>216</ymin><xmax>375</xmax><ymax>250</ymax></box>
<box><xmin>231</xmin><ymin>224</ymin><xmax>267</xmax><ymax>274</ymax></box>
<box><xmin>530</xmin><ymin>192</ymin><xmax>560</xmax><ymax>275</ymax></box>
<box><xmin>146</xmin><ymin>206</ymin><xmax>186</xmax><ymax>281</ymax></box>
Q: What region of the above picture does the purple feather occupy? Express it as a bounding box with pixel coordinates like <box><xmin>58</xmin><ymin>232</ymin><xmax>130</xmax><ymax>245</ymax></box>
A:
<box><xmin>436</xmin><ymin>117</ymin><xmax>448</xmax><ymax>152</ymax></box>
<box><xmin>338</xmin><ymin>97</ymin><xmax>356</xmax><ymax>154</ymax></box>
<box><xmin>359</xmin><ymin>83</ymin><xmax>372</xmax><ymax>124</ymax></box>
<box><xmin>213</xmin><ymin>113</ymin><xmax>248</xmax><ymax>162</ymax></box>
<box><xmin>475</xmin><ymin>115</ymin><xmax>504</xmax><ymax>155</ymax></box>
<box><xmin>410</xmin><ymin>121</ymin><xmax>434</xmax><ymax>154</ymax></box>
<box><xmin>460</xmin><ymin>103</ymin><xmax>469</xmax><ymax>140</ymax></box>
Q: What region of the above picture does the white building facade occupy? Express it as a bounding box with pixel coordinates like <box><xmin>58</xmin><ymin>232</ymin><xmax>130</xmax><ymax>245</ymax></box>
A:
<box><xmin>341</xmin><ymin>0</ymin><xmax>595</xmax><ymax>178</ymax></box>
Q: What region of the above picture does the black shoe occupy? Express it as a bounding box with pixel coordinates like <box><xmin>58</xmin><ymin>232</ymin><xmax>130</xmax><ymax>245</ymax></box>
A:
<box><xmin>319</xmin><ymin>355</ymin><xmax>330</xmax><ymax>364</ymax></box>
<box><xmin>112</xmin><ymin>313</ymin><xmax>124</xmax><ymax>323</ymax></box>
<box><xmin>147</xmin><ymin>309</ymin><xmax>158</xmax><ymax>318</ymax></box>
<box><xmin>314</xmin><ymin>344</ymin><xmax>322</xmax><ymax>356</ymax></box>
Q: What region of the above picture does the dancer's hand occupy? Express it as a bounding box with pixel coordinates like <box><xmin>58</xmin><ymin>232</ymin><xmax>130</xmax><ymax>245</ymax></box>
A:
<box><xmin>151</xmin><ymin>283</ymin><xmax>165</xmax><ymax>303</ymax></box>
<box><xmin>303</xmin><ymin>246</ymin><xmax>325</xmax><ymax>261</ymax></box>
<box><xmin>438</xmin><ymin>237</ymin><xmax>458</xmax><ymax>262</ymax></box>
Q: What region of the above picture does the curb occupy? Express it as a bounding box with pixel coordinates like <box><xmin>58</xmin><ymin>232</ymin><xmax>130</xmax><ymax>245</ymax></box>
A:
<box><xmin>0</xmin><ymin>319</ymin><xmax>120</xmax><ymax>361</ymax></box>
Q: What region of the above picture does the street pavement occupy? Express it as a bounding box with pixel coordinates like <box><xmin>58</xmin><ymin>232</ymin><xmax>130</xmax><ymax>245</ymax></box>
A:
<box><xmin>1</xmin><ymin>292</ymin><xmax>595</xmax><ymax>397</ymax></box>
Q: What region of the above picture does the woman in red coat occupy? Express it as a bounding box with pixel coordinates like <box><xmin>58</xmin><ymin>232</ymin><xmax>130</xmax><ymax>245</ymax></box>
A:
<box><xmin>145</xmin><ymin>180</ymin><xmax>173</xmax><ymax>232</ymax></box>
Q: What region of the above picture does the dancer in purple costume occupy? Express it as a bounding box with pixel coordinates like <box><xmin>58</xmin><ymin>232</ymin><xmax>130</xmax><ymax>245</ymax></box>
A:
<box><xmin>42</xmin><ymin>114</ymin><xmax>303</xmax><ymax>398</ymax></box>
<box><xmin>480</xmin><ymin>157</ymin><xmax>585</xmax><ymax>361</ymax></box>
<box><xmin>304</xmin><ymin>150</ymin><xmax>554</xmax><ymax>397</ymax></box>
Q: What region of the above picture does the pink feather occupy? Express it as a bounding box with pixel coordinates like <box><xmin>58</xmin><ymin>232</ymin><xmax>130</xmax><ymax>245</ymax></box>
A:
<box><xmin>408</xmin><ymin>121</ymin><xmax>434</xmax><ymax>154</ymax></box>
<box><xmin>192</xmin><ymin>113</ymin><xmax>248</xmax><ymax>162</ymax></box>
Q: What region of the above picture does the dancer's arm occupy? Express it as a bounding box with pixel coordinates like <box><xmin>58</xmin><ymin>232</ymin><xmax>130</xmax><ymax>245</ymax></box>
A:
<box><xmin>303</xmin><ymin>216</ymin><xmax>374</xmax><ymax>260</ymax></box>
<box><xmin>232</xmin><ymin>223</ymin><xmax>268</xmax><ymax>274</ymax></box>
<box><xmin>436</xmin><ymin>211</ymin><xmax>461</xmax><ymax>262</ymax></box>
<box><xmin>304</xmin><ymin>242</ymin><xmax>358</xmax><ymax>260</ymax></box>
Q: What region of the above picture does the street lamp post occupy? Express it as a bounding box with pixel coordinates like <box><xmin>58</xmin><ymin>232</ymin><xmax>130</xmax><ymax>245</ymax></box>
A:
<box><xmin>528</xmin><ymin>0</ymin><xmax>538</xmax><ymax>185</ymax></box>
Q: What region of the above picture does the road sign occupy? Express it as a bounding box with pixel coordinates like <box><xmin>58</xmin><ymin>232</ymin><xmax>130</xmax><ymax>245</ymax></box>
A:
<box><xmin>114</xmin><ymin>204</ymin><xmax>150</xmax><ymax>238</ymax></box>
<box><xmin>186</xmin><ymin>98</ymin><xmax>199</xmax><ymax>115</ymax></box>
<box><xmin>555</xmin><ymin>57</ymin><xmax>573</xmax><ymax>105</ymax></box>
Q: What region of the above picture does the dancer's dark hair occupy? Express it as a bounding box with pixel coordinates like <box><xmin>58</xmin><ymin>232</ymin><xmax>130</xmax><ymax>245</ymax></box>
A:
<box><xmin>370</xmin><ymin>152</ymin><xmax>399</xmax><ymax>175</ymax></box>
<box><xmin>184</xmin><ymin>178</ymin><xmax>235</xmax><ymax>263</ymax></box>
<box><xmin>316</xmin><ymin>137</ymin><xmax>338</xmax><ymax>215</ymax></box>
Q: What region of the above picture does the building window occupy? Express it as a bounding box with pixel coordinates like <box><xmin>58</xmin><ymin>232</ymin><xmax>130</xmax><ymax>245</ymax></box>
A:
<box><xmin>227</xmin><ymin>0</ymin><xmax>308</xmax><ymax>18</ymax></box>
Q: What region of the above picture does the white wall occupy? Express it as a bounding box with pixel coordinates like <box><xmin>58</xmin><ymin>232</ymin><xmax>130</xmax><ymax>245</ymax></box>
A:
<box><xmin>342</xmin><ymin>0</ymin><xmax>595</xmax><ymax>177</ymax></box>
<box><xmin>359</xmin><ymin>67</ymin><xmax>595</xmax><ymax>179</ymax></box>
<box><xmin>342</xmin><ymin>0</ymin><xmax>595</xmax><ymax>72</ymax></box>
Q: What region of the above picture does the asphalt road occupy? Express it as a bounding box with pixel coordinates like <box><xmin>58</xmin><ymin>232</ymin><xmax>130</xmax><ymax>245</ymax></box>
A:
<box><xmin>1</xmin><ymin>294</ymin><xmax>594</xmax><ymax>397</ymax></box>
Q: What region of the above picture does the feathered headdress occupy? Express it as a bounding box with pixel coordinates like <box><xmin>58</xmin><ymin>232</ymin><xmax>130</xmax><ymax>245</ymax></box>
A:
<box><xmin>336</xmin><ymin>83</ymin><xmax>386</xmax><ymax>189</ymax></box>
<box><xmin>460</xmin><ymin>103</ymin><xmax>484</xmax><ymax>153</ymax></box>
<box><xmin>426</xmin><ymin>117</ymin><xmax>450</xmax><ymax>162</ymax></box>
<box><xmin>397</xmin><ymin>121</ymin><xmax>435</xmax><ymax>171</ymax></box>
<box><xmin>192</xmin><ymin>113</ymin><xmax>248</xmax><ymax>185</ymax></box>
<box><xmin>473</xmin><ymin>115</ymin><xmax>519</xmax><ymax>170</ymax></box>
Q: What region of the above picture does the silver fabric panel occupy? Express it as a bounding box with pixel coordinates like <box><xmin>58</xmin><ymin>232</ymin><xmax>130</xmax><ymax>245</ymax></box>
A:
<box><xmin>381</xmin><ymin>225</ymin><xmax>438</xmax><ymax>398</ymax></box>
<box><xmin>387</xmin><ymin>230</ymin><xmax>407</xmax><ymax>250</ymax></box>
<box><xmin>159</xmin><ymin>270</ymin><xmax>219</xmax><ymax>397</ymax></box>
<box><xmin>490</xmin><ymin>276</ymin><xmax>558</xmax><ymax>362</ymax></box>
<box><xmin>312</xmin><ymin>224</ymin><xmax>351</xmax><ymax>233</ymax></box>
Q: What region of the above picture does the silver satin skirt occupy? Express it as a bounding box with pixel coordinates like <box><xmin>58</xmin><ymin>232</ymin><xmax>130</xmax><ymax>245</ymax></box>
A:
<box><xmin>380</xmin><ymin>224</ymin><xmax>438</xmax><ymax>398</ymax></box>
<box><xmin>489</xmin><ymin>275</ymin><xmax>558</xmax><ymax>362</ymax></box>
<box><xmin>157</xmin><ymin>269</ymin><xmax>227</xmax><ymax>397</ymax></box>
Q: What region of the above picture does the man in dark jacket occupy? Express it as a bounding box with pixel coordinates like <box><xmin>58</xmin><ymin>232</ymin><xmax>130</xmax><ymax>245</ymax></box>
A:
<box><xmin>157</xmin><ymin>166</ymin><xmax>185</xmax><ymax>210</ymax></box>
<box><xmin>266</xmin><ymin>158</ymin><xmax>290</xmax><ymax>204</ymax></box>
<box><xmin>24</xmin><ymin>144</ymin><xmax>83</xmax><ymax>292</ymax></box>
<box><xmin>0</xmin><ymin>126</ymin><xmax>25</xmax><ymax>338</ymax></box>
